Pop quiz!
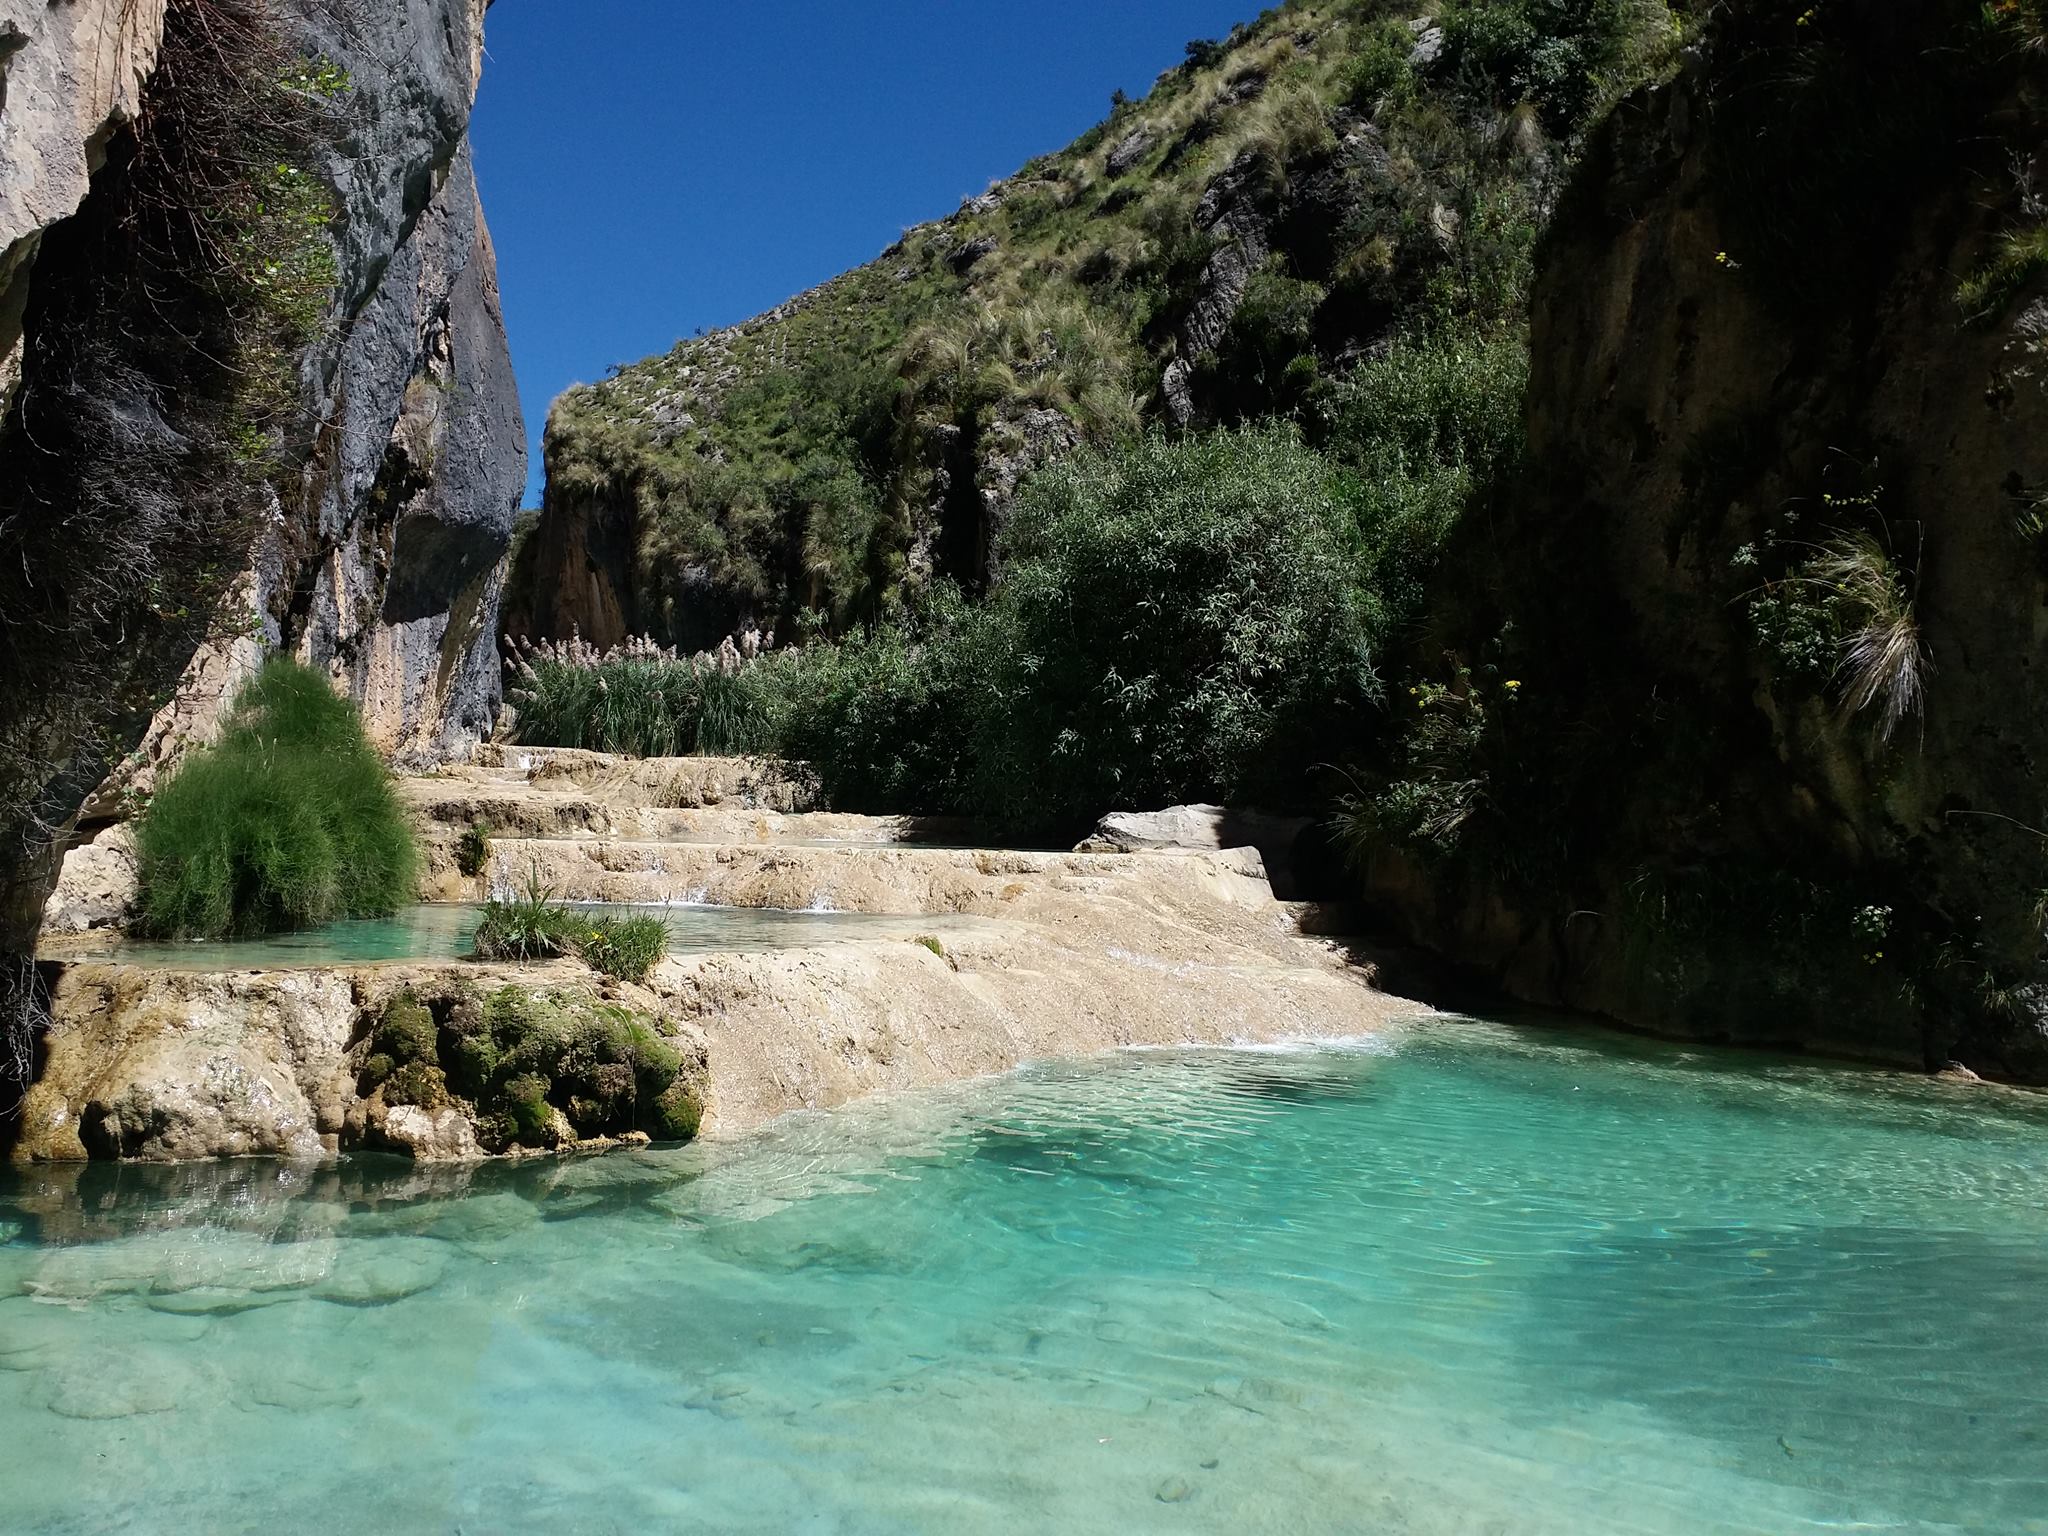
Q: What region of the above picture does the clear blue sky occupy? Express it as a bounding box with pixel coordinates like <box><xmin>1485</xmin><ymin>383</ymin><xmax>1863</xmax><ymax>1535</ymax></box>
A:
<box><xmin>470</xmin><ymin>0</ymin><xmax>1258</xmax><ymax>505</ymax></box>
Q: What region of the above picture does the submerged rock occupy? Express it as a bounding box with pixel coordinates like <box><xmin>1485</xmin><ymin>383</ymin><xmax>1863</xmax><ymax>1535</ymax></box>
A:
<box><xmin>313</xmin><ymin>1238</ymin><xmax>448</xmax><ymax>1306</ymax></box>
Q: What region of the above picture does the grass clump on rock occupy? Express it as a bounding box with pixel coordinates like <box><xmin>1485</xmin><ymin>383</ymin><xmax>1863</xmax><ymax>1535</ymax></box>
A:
<box><xmin>470</xmin><ymin>874</ymin><xmax>671</xmax><ymax>983</ymax></box>
<box><xmin>575</xmin><ymin>914</ymin><xmax>671</xmax><ymax>984</ymax></box>
<box><xmin>134</xmin><ymin>658</ymin><xmax>419</xmax><ymax>939</ymax></box>
<box><xmin>470</xmin><ymin>874</ymin><xmax>581</xmax><ymax>962</ymax></box>
<box><xmin>454</xmin><ymin>821</ymin><xmax>493</xmax><ymax>879</ymax></box>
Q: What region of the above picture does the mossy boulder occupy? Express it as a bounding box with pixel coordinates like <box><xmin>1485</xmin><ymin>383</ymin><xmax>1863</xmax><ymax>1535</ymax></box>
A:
<box><xmin>353</xmin><ymin>983</ymin><xmax>703</xmax><ymax>1154</ymax></box>
<box><xmin>374</xmin><ymin>994</ymin><xmax>439</xmax><ymax>1067</ymax></box>
<box><xmin>459</xmin><ymin>985</ymin><xmax>696</xmax><ymax>1152</ymax></box>
<box><xmin>383</xmin><ymin>1062</ymin><xmax>448</xmax><ymax>1110</ymax></box>
<box><xmin>652</xmin><ymin>1079</ymin><xmax>704</xmax><ymax>1141</ymax></box>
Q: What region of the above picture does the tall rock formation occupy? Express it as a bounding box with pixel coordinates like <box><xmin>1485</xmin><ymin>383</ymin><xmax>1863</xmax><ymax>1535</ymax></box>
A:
<box><xmin>0</xmin><ymin>0</ymin><xmax>524</xmax><ymax>1089</ymax></box>
<box><xmin>1360</xmin><ymin>1</ymin><xmax>2048</xmax><ymax>1075</ymax></box>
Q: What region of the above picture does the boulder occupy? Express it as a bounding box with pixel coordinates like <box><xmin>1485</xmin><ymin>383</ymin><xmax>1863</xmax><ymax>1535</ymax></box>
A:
<box><xmin>1076</xmin><ymin>805</ymin><xmax>1313</xmax><ymax>896</ymax></box>
<box><xmin>41</xmin><ymin>825</ymin><xmax>138</xmax><ymax>934</ymax></box>
<box><xmin>1106</xmin><ymin>128</ymin><xmax>1155</xmax><ymax>177</ymax></box>
<box><xmin>372</xmin><ymin>1103</ymin><xmax>482</xmax><ymax>1162</ymax></box>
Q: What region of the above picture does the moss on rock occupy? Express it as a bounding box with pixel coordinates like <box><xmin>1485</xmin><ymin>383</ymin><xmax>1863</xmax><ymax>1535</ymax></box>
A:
<box><xmin>383</xmin><ymin>1062</ymin><xmax>448</xmax><ymax>1110</ymax></box>
<box><xmin>353</xmin><ymin>982</ymin><xmax>702</xmax><ymax>1153</ymax></box>
<box><xmin>652</xmin><ymin>1080</ymin><xmax>704</xmax><ymax>1142</ymax></box>
<box><xmin>374</xmin><ymin>993</ymin><xmax>439</xmax><ymax>1067</ymax></box>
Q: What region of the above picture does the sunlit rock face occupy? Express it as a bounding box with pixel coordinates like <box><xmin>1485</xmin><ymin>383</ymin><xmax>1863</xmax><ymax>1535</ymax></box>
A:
<box><xmin>0</xmin><ymin>0</ymin><xmax>523</xmax><ymax>1027</ymax></box>
<box><xmin>0</xmin><ymin>0</ymin><xmax>167</xmax><ymax>416</ymax></box>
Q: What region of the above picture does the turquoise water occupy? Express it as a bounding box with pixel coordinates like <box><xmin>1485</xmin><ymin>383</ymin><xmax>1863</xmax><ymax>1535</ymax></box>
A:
<box><xmin>42</xmin><ymin>902</ymin><xmax>957</xmax><ymax>971</ymax></box>
<box><xmin>4</xmin><ymin>1017</ymin><xmax>2047</xmax><ymax>1534</ymax></box>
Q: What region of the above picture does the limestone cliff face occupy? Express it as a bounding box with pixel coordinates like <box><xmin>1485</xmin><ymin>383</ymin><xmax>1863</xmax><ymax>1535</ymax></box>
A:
<box><xmin>1363</xmin><ymin>6</ymin><xmax>2048</xmax><ymax>1076</ymax></box>
<box><xmin>0</xmin><ymin>0</ymin><xmax>166</xmax><ymax>417</ymax></box>
<box><xmin>281</xmin><ymin>0</ymin><xmax>525</xmax><ymax>767</ymax></box>
<box><xmin>0</xmin><ymin>0</ymin><xmax>523</xmax><ymax>1061</ymax></box>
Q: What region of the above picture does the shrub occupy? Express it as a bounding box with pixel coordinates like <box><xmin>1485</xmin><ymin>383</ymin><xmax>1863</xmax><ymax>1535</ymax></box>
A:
<box><xmin>743</xmin><ymin>410</ymin><xmax>1519</xmax><ymax>828</ymax></box>
<box><xmin>471</xmin><ymin>875</ymin><xmax>671</xmax><ymax>982</ymax></box>
<box><xmin>1346</xmin><ymin>19</ymin><xmax>1421</xmax><ymax>112</ymax></box>
<box><xmin>576</xmin><ymin>914</ymin><xmax>670</xmax><ymax>983</ymax></box>
<box><xmin>1317</xmin><ymin>326</ymin><xmax>1530</xmax><ymax>615</ymax></box>
<box><xmin>751</xmin><ymin>595</ymin><xmax>986</xmax><ymax>813</ymax></box>
<box><xmin>454</xmin><ymin>821</ymin><xmax>492</xmax><ymax>879</ymax></box>
<box><xmin>1437</xmin><ymin>0</ymin><xmax>1649</xmax><ymax>135</ymax></box>
<box><xmin>968</xmin><ymin>425</ymin><xmax>1383</xmax><ymax>825</ymax></box>
<box><xmin>471</xmin><ymin>873</ymin><xmax>580</xmax><ymax>962</ymax></box>
<box><xmin>133</xmin><ymin>658</ymin><xmax>419</xmax><ymax>939</ymax></box>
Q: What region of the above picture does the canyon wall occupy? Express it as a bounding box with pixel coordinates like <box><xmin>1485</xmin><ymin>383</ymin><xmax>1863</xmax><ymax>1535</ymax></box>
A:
<box><xmin>0</xmin><ymin>0</ymin><xmax>523</xmax><ymax>1081</ymax></box>
<box><xmin>1362</xmin><ymin>3</ymin><xmax>2048</xmax><ymax>1075</ymax></box>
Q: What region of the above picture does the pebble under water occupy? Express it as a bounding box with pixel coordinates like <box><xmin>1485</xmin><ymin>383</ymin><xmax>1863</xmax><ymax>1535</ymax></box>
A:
<box><xmin>3</xmin><ymin>1016</ymin><xmax>2046</xmax><ymax>1534</ymax></box>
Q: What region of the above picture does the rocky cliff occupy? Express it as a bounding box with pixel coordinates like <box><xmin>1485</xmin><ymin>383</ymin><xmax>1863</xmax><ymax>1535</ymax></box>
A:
<box><xmin>0</xmin><ymin>0</ymin><xmax>523</xmax><ymax>1097</ymax></box>
<box><xmin>1357</xmin><ymin>0</ymin><xmax>2048</xmax><ymax>1075</ymax></box>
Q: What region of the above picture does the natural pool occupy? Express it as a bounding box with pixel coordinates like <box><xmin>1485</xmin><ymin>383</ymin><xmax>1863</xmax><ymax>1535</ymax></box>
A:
<box><xmin>3</xmin><ymin>1017</ymin><xmax>2046</xmax><ymax>1534</ymax></box>
<box><xmin>40</xmin><ymin>901</ymin><xmax>956</xmax><ymax>971</ymax></box>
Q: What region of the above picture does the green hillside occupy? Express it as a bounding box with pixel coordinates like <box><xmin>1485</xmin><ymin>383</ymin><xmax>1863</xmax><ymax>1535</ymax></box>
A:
<box><xmin>517</xmin><ymin>0</ymin><xmax>1685</xmax><ymax>650</ymax></box>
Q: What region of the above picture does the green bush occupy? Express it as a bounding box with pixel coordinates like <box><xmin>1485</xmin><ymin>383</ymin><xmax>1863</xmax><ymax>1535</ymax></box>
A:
<box><xmin>738</xmin><ymin>404</ymin><xmax>1523</xmax><ymax>828</ymax></box>
<box><xmin>1318</xmin><ymin>326</ymin><xmax>1530</xmax><ymax>614</ymax></box>
<box><xmin>756</xmin><ymin>429</ymin><xmax>1387</xmax><ymax>826</ymax></box>
<box><xmin>470</xmin><ymin>876</ymin><xmax>671</xmax><ymax>982</ymax></box>
<box><xmin>967</xmin><ymin>426</ymin><xmax>1382</xmax><ymax>825</ymax></box>
<box><xmin>1346</xmin><ymin>19</ymin><xmax>1421</xmax><ymax>112</ymax></box>
<box><xmin>752</xmin><ymin>595</ymin><xmax>987</xmax><ymax>813</ymax></box>
<box><xmin>1438</xmin><ymin>0</ymin><xmax>1651</xmax><ymax>134</ymax></box>
<box><xmin>133</xmin><ymin>658</ymin><xmax>419</xmax><ymax>939</ymax></box>
<box><xmin>576</xmin><ymin>913</ymin><xmax>670</xmax><ymax>984</ymax></box>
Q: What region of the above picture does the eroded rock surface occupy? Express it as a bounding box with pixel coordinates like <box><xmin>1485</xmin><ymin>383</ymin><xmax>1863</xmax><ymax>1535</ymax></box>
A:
<box><xmin>19</xmin><ymin>754</ymin><xmax>1407</xmax><ymax>1161</ymax></box>
<box><xmin>41</xmin><ymin>825</ymin><xmax>136</xmax><ymax>935</ymax></box>
<box><xmin>16</xmin><ymin>960</ymin><xmax>709</xmax><ymax>1164</ymax></box>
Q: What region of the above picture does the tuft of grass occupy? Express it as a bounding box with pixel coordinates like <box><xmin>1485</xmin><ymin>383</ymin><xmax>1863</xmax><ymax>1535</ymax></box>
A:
<box><xmin>505</xmin><ymin>634</ymin><xmax>774</xmax><ymax>758</ymax></box>
<box><xmin>1806</xmin><ymin>528</ymin><xmax>1931</xmax><ymax>744</ymax></box>
<box><xmin>472</xmin><ymin>872</ymin><xmax>581</xmax><ymax>962</ymax></box>
<box><xmin>1957</xmin><ymin>223</ymin><xmax>2048</xmax><ymax>324</ymax></box>
<box><xmin>576</xmin><ymin>914</ymin><xmax>670</xmax><ymax>984</ymax></box>
<box><xmin>470</xmin><ymin>873</ymin><xmax>670</xmax><ymax>982</ymax></box>
<box><xmin>133</xmin><ymin>658</ymin><xmax>419</xmax><ymax>939</ymax></box>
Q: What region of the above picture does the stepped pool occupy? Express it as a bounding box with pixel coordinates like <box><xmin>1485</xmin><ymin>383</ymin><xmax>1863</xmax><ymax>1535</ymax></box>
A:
<box><xmin>38</xmin><ymin>901</ymin><xmax>961</xmax><ymax>971</ymax></box>
<box><xmin>4</xmin><ymin>1015</ymin><xmax>2046</xmax><ymax>1534</ymax></box>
